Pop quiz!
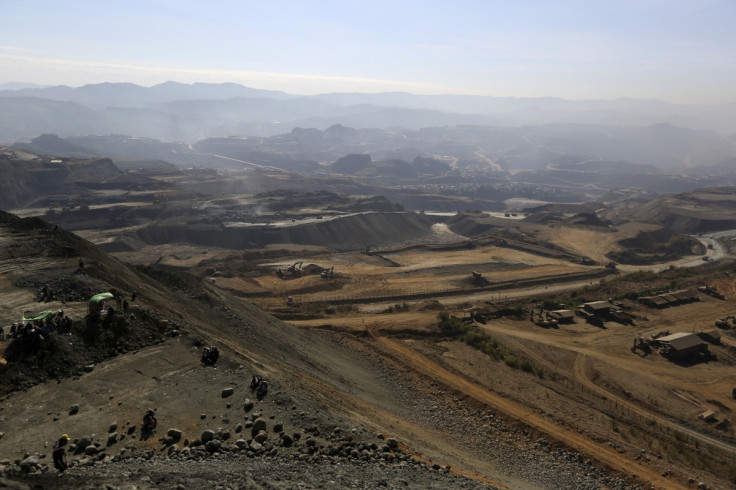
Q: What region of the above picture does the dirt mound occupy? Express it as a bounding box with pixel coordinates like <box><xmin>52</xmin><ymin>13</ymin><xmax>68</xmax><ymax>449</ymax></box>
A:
<box><xmin>301</xmin><ymin>263</ymin><xmax>326</xmax><ymax>274</ymax></box>
<box><xmin>1</xmin><ymin>312</ymin><xmax>168</xmax><ymax>394</ymax></box>
<box><xmin>417</xmin><ymin>299</ymin><xmax>445</xmax><ymax>311</ymax></box>
<box><xmin>445</xmin><ymin>211</ymin><xmax>505</xmax><ymax>237</ymax></box>
<box><xmin>622</xmin><ymin>187</ymin><xmax>736</xmax><ymax>233</ymax></box>
<box><xmin>563</xmin><ymin>212</ymin><xmax>610</xmax><ymax>227</ymax></box>
<box><xmin>135</xmin><ymin>212</ymin><xmax>436</xmax><ymax>251</ymax></box>
<box><xmin>0</xmin><ymin>156</ymin><xmax>123</xmax><ymax>209</ymax></box>
<box><xmin>607</xmin><ymin>228</ymin><xmax>703</xmax><ymax>265</ymax></box>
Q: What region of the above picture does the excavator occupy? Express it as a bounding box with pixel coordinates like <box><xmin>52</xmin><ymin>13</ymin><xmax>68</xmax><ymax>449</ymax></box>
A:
<box><xmin>287</xmin><ymin>261</ymin><xmax>303</xmax><ymax>276</ymax></box>
<box><xmin>631</xmin><ymin>336</ymin><xmax>652</xmax><ymax>354</ymax></box>
<box><xmin>278</xmin><ymin>261</ymin><xmax>303</xmax><ymax>279</ymax></box>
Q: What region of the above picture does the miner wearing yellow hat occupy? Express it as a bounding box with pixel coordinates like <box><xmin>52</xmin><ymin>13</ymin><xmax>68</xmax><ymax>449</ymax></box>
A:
<box><xmin>53</xmin><ymin>434</ymin><xmax>70</xmax><ymax>472</ymax></box>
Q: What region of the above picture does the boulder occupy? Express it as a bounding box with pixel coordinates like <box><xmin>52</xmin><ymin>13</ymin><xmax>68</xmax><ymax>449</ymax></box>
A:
<box><xmin>69</xmin><ymin>404</ymin><xmax>80</xmax><ymax>415</ymax></box>
<box><xmin>249</xmin><ymin>441</ymin><xmax>263</xmax><ymax>452</ymax></box>
<box><xmin>106</xmin><ymin>432</ymin><xmax>118</xmax><ymax>446</ymax></box>
<box><xmin>108</xmin><ymin>422</ymin><xmax>117</xmax><ymax>433</ymax></box>
<box><xmin>254</xmin><ymin>430</ymin><xmax>268</xmax><ymax>443</ymax></box>
<box><xmin>76</xmin><ymin>436</ymin><xmax>92</xmax><ymax>450</ymax></box>
<box><xmin>251</xmin><ymin>418</ymin><xmax>267</xmax><ymax>436</ymax></box>
<box><xmin>19</xmin><ymin>455</ymin><xmax>40</xmax><ymax>472</ymax></box>
<box><xmin>387</xmin><ymin>438</ymin><xmax>398</xmax><ymax>448</ymax></box>
<box><xmin>204</xmin><ymin>440</ymin><xmax>222</xmax><ymax>453</ymax></box>
<box><xmin>243</xmin><ymin>399</ymin><xmax>254</xmax><ymax>412</ymax></box>
<box><xmin>167</xmin><ymin>429</ymin><xmax>182</xmax><ymax>442</ymax></box>
<box><xmin>221</xmin><ymin>388</ymin><xmax>234</xmax><ymax>398</ymax></box>
<box><xmin>84</xmin><ymin>445</ymin><xmax>98</xmax><ymax>456</ymax></box>
<box><xmin>201</xmin><ymin>430</ymin><xmax>215</xmax><ymax>443</ymax></box>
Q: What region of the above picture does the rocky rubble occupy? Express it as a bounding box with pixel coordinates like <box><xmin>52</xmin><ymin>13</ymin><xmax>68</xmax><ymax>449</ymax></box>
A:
<box><xmin>0</xmin><ymin>394</ymin><xmax>496</xmax><ymax>489</ymax></box>
<box><xmin>326</xmin><ymin>334</ymin><xmax>638</xmax><ymax>490</ymax></box>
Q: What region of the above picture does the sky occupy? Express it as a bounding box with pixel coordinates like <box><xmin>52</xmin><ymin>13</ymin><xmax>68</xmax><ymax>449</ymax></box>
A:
<box><xmin>1</xmin><ymin>0</ymin><xmax>735</xmax><ymax>104</ymax></box>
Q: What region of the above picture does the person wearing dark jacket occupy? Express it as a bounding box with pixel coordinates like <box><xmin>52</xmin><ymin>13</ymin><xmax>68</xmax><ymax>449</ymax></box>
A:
<box><xmin>53</xmin><ymin>434</ymin><xmax>70</xmax><ymax>472</ymax></box>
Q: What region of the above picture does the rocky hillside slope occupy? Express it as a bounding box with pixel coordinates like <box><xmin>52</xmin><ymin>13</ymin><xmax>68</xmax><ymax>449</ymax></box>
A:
<box><xmin>0</xmin><ymin>211</ymin><xmax>634</xmax><ymax>489</ymax></box>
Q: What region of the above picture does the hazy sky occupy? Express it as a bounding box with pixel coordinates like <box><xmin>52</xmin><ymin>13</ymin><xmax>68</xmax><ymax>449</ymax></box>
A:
<box><xmin>2</xmin><ymin>0</ymin><xmax>734</xmax><ymax>103</ymax></box>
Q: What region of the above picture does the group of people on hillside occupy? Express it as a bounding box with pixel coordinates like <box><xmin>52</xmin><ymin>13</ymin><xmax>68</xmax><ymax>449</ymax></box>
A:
<box><xmin>95</xmin><ymin>295</ymin><xmax>131</xmax><ymax>319</ymax></box>
<box><xmin>48</xmin><ymin>372</ymin><xmax>269</xmax><ymax>475</ymax></box>
<box><xmin>39</xmin><ymin>285</ymin><xmax>56</xmax><ymax>302</ymax></box>
<box><xmin>52</xmin><ymin>404</ymin><xmax>156</xmax><ymax>473</ymax></box>
<box><xmin>2</xmin><ymin>310</ymin><xmax>70</xmax><ymax>354</ymax></box>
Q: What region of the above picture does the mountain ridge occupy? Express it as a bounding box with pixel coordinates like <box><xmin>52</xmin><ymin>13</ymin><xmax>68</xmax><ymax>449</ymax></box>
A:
<box><xmin>1</xmin><ymin>82</ymin><xmax>735</xmax><ymax>143</ymax></box>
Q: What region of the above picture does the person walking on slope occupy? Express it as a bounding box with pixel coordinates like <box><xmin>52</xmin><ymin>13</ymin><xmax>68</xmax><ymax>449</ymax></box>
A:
<box><xmin>53</xmin><ymin>434</ymin><xmax>70</xmax><ymax>472</ymax></box>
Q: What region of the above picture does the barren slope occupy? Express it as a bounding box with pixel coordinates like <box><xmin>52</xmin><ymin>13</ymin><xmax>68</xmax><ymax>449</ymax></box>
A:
<box><xmin>0</xmin><ymin>212</ymin><xmax>638</xmax><ymax>489</ymax></box>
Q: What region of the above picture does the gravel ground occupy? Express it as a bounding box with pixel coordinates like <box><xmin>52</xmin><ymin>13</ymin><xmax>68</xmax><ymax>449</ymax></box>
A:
<box><xmin>7</xmin><ymin>453</ymin><xmax>495</xmax><ymax>490</ymax></box>
<box><xmin>318</xmin><ymin>332</ymin><xmax>637</xmax><ymax>490</ymax></box>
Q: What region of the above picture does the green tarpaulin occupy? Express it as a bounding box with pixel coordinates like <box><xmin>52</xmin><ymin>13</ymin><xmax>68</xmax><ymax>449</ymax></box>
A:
<box><xmin>89</xmin><ymin>292</ymin><xmax>114</xmax><ymax>304</ymax></box>
<box><xmin>22</xmin><ymin>310</ymin><xmax>56</xmax><ymax>322</ymax></box>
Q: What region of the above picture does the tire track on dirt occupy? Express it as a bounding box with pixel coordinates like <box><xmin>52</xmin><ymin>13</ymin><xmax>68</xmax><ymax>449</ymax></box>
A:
<box><xmin>573</xmin><ymin>353</ymin><xmax>736</xmax><ymax>456</ymax></box>
<box><xmin>368</xmin><ymin>327</ymin><xmax>686</xmax><ymax>490</ymax></box>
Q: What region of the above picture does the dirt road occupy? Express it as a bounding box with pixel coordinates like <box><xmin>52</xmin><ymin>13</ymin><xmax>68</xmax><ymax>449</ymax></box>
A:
<box><xmin>367</xmin><ymin>327</ymin><xmax>686</xmax><ymax>490</ymax></box>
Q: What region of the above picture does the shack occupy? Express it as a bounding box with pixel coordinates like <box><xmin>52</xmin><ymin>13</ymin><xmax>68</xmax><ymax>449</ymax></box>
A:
<box><xmin>659</xmin><ymin>293</ymin><xmax>679</xmax><ymax>305</ymax></box>
<box><xmin>583</xmin><ymin>301</ymin><xmax>614</xmax><ymax>315</ymax></box>
<box><xmin>698</xmin><ymin>410</ymin><xmax>717</xmax><ymax>422</ymax></box>
<box><xmin>638</xmin><ymin>295</ymin><xmax>670</xmax><ymax>308</ymax></box>
<box><xmin>638</xmin><ymin>289</ymin><xmax>699</xmax><ymax>308</ymax></box>
<box><xmin>671</xmin><ymin>289</ymin><xmax>699</xmax><ymax>303</ymax></box>
<box><xmin>655</xmin><ymin>332</ymin><xmax>708</xmax><ymax>359</ymax></box>
<box><xmin>697</xmin><ymin>329</ymin><xmax>722</xmax><ymax>345</ymax></box>
<box><xmin>548</xmin><ymin>309</ymin><xmax>575</xmax><ymax>323</ymax></box>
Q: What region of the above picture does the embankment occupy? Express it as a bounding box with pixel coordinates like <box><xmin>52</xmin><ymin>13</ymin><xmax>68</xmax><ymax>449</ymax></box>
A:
<box><xmin>135</xmin><ymin>212</ymin><xmax>437</xmax><ymax>251</ymax></box>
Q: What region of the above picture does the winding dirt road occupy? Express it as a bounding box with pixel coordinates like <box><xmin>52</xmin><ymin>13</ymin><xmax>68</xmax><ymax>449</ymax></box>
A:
<box><xmin>573</xmin><ymin>354</ymin><xmax>736</xmax><ymax>456</ymax></box>
<box><xmin>367</xmin><ymin>326</ymin><xmax>686</xmax><ymax>490</ymax></box>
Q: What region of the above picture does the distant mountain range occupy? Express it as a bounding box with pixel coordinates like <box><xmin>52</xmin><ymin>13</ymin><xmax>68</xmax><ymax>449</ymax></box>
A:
<box><xmin>2</xmin><ymin>81</ymin><xmax>735</xmax><ymax>144</ymax></box>
<box><xmin>2</xmin><ymin>82</ymin><xmax>736</xmax><ymax>179</ymax></box>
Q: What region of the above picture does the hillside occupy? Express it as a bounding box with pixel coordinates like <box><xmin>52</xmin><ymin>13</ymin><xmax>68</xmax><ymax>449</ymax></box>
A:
<box><xmin>0</xmin><ymin>212</ymin><xmax>637</xmax><ymax>489</ymax></box>
<box><xmin>612</xmin><ymin>186</ymin><xmax>736</xmax><ymax>233</ymax></box>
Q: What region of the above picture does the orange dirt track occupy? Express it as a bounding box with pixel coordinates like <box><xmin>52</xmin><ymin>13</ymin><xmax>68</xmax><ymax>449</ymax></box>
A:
<box><xmin>368</xmin><ymin>326</ymin><xmax>687</xmax><ymax>490</ymax></box>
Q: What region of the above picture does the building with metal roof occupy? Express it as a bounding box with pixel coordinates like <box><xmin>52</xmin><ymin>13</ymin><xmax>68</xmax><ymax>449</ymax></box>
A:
<box><xmin>655</xmin><ymin>332</ymin><xmax>708</xmax><ymax>359</ymax></box>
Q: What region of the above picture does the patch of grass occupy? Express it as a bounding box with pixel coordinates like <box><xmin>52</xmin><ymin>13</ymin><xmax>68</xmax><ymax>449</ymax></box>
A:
<box><xmin>436</xmin><ymin>312</ymin><xmax>542</xmax><ymax>377</ymax></box>
<box><xmin>385</xmin><ymin>302</ymin><xmax>411</xmax><ymax>313</ymax></box>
